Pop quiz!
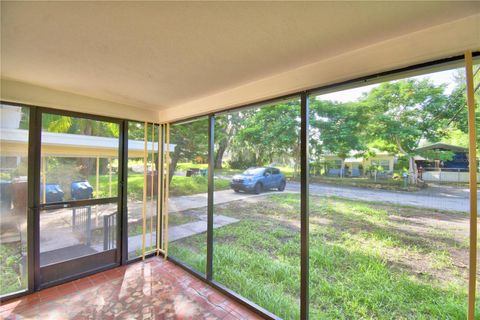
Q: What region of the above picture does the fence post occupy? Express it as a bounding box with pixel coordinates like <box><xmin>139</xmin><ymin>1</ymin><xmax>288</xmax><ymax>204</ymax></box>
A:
<box><xmin>86</xmin><ymin>207</ymin><xmax>92</xmax><ymax>246</ymax></box>
<box><xmin>72</xmin><ymin>208</ymin><xmax>76</xmax><ymax>231</ymax></box>
<box><xmin>103</xmin><ymin>215</ymin><xmax>109</xmax><ymax>251</ymax></box>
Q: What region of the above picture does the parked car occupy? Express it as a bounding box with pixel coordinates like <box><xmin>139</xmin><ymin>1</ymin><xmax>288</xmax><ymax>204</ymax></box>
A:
<box><xmin>41</xmin><ymin>183</ymin><xmax>64</xmax><ymax>203</ymax></box>
<box><xmin>230</xmin><ymin>167</ymin><xmax>286</xmax><ymax>194</ymax></box>
<box><xmin>71</xmin><ymin>180</ymin><xmax>93</xmax><ymax>200</ymax></box>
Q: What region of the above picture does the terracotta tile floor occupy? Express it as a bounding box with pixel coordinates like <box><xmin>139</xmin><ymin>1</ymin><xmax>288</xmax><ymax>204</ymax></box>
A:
<box><xmin>0</xmin><ymin>257</ymin><xmax>265</xmax><ymax>320</ymax></box>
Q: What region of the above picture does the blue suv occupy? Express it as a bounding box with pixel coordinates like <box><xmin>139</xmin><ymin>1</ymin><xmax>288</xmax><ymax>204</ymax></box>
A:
<box><xmin>230</xmin><ymin>167</ymin><xmax>286</xmax><ymax>194</ymax></box>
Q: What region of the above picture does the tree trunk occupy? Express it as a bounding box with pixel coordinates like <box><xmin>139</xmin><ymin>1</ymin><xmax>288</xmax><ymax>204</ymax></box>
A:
<box><xmin>408</xmin><ymin>156</ymin><xmax>418</xmax><ymax>185</ymax></box>
<box><xmin>168</xmin><ymin>152</ymin><xmax>179</xmax><ymax>184</ymax></box>
<box><xmin>340</xmin><ymin>159</ymin><xmax>345</xmax><ymax>178</ymax></box>
<box><xmin>395</xmin><ymin>137</ymin><xmax>418</xmax><ymax>185</ymax></box>
<box><xmin>78</xmin><ymin>122</ymin><xmax>94</xmax><ymax>177</ymax></box>
<box><xmin>215</xmin><ymin>141</ymin><xmax>227</xmax><ymax>169</ymax></box>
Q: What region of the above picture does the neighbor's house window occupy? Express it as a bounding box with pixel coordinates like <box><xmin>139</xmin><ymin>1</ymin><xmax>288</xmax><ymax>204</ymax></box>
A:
<box><xmin>372</xmin><ymin>160</ymin><xmax>390</xmax><ymax>172</ymax></box>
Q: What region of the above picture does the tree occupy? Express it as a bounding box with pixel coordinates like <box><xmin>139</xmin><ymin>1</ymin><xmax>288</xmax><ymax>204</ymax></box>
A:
<box><xmin>442</xmin><ymin>66</ymin><xmax>480</xmax><ymax>144</ymax></box>
<box><xmin>214</xmin><ymin>112</ymin><xmax>250</xmax><ymax>169</ymax></box>
<box><xmin>42</xmin><ymin>113</ymin><xmax>119</xmax><ymax>176</ymax></box>
<box><xmin>362</xmin><ymin>79</ymin><xmax>449</xmax><ymax>184</ymax></box>
<box><xmin>234</xmin><ymin>100</ymin><xmax>301</xmax><ymax>172</ymax></box>
<box><xmin>168</xmin><ymin>119</ymin><xmax>208</xmax><ymax>182</ymax></box>
<box><xmin>309</xmin><ymin>99</ymin><xmax>368</xmax><ymax>177</ymax></box>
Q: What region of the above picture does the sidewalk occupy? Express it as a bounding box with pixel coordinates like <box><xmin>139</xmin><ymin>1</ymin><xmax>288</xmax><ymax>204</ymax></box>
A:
<box><xmin>125</xmin><ymin>214</ymin><xmax>239</xmax><ymax>254</ymax></box>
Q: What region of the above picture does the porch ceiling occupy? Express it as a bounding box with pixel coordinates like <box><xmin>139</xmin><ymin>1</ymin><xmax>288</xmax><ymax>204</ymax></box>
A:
<box><xmin>1</xmin><ymin>2</ymin><xmax>479</xmax><ymax>120</ymax></box>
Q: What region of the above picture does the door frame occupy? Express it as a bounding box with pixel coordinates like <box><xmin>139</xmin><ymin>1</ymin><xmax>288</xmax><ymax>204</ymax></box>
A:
<box><xmin>31</xmin><ymin>106</ymin><xmax>126</xmax><ymax>290</ymax></box>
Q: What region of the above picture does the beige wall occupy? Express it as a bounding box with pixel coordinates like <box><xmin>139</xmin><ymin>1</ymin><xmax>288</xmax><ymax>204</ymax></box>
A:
<box><xmin>1</xmin><ymin>79</ymin><xmax>159</xmax><ymax>122</ymax></box>
<box><xmin>364</xmin><ymin>156</ymin><xmax>395</xmax><ymax>172</ymax></box>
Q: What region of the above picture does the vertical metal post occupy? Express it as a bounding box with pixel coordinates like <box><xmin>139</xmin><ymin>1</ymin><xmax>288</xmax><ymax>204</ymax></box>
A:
<box><xmin>96</xmin><ymin>156</ymin><xmax>100</xmax><ymax>197</ymax></box>
<box><xmin>108</xmin><ymin>157</ymin><xmax>112</xmax><ymax>197</ymax></box>
<box><xmin>466</xmin><ymin>50</ymin><xmax>478</xmax><ymax>320</ymax></box>
<box><xmin>150</xmin><ymin>124</ymin><xmax>155</xmax><ymax>249</ymax></box>
<box><xmin>164</xmin><ymin>123</ymin><xmax>170</xmax><ymax>258</ymax></box>
<box><xmin>41</xmin><ymin>157</ymin><xmax>46</xmax><ymax>203</ymax></box>
<box><xmin>120</xmin><ymin>120</ymin><xmax>128</xmax><ymax>264</ymax></box>
<box><xmin>28</xmin><ymin>106</ymin><xmax>40</xmax><ymax>292</ymax></box>
<box><xmin>33</xmin><ymin>108</ymin><xmax>43</xmax><ymax>290</ymax></box>
<box><xmin>86</xmin><ymin>207</ymin><xmax>92</xmax><ymax>246</ymax></box>
<box><xmin>207</xmin><ymin>115</ymin><xmax>215</xmax><ymax>280</ymax></box>
<box><xmin>300</xmin><ymin>92</ymin><xmax>310</xmax><ymax>320</ymax></box>
<box><xmin>141</xmin><ymin>122</ymin><xmax>148</xmax><ymax>260</ymax></box>
<box><xmin>156</xmin><ymin>124</ymin><xmax>164</xmax><ymax>255</ymax></box>
<box><xmin>103</xmin><ymin>215</ymin><xmax>109</xmax><ymax>251</ymax></box>
<box><xmin>95</xmin><ymin>156</ymin><xmax>100</xmax><ymax>226</ymax></box>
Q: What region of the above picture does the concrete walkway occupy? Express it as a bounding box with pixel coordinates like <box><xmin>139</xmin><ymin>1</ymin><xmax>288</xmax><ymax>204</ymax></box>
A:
<box><xmin>126</xmin><ymin>214</ymin><xmax>239</xmax><ymax>253</ymax></box>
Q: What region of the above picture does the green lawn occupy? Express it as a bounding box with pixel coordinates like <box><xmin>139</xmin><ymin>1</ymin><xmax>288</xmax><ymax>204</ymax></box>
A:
<box><xmin>302</xmin><ymin>175</ymin><xmax>420</xmax><ymax>192</ymax></box>
<box><xmin>169</xmin><ymin>193</ymin><xmax>475</xmax><ymax>319</ymax></box>
<box><xmin>169</xmin><ymin>175</ymin><xmax>230</xmax><ymax>197</ymax></box>
<box><xmin>88</xmin><ymin>174</ymin><xmax>119</xmax><ymax>198</ymax></box>
<box><xmin>87</xmin><ymin>172</ymin><xmax>232</xmax><ymax>200</ymax></box>
<box><xmin>0</xmin><ymin>244</ymin><xmax>26</xmax><ymax>296</ymax></box>
<box><xmin>127</xmin><ymin>214</ymin><xmax>196</xmax><ymax>237</ymax></box>
<box><xmin>176</xmin><ymin>162</ymin><xmax>208</xmax><ymax>171</ymax></box>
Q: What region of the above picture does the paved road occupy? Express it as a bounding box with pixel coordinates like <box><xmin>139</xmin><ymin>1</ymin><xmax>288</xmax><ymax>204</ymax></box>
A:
<box><xmin>168</xmin><ymin>181</ymin><xmax>472</xmax><ymax>213</ymax></box>
<box><xmin>286</xmin><ymin>181</ymin><xmax>471</xmax><ymax>212</ymax></box>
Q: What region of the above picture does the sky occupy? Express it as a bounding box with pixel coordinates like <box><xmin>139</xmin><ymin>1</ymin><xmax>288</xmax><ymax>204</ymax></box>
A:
<box><xmin>317</xmin><ymin>68</ymin><xmax>462</xmax><ymax>103</ymax></box>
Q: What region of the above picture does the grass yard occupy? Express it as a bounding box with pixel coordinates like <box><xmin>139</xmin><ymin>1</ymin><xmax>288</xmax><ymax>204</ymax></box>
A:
<box><xmin>169</xmin><ymin>175</ymin><xmax>230</xmax><ymax>197</ymax></box>
<box><xmin>176</xmin><ymin>162</ymin><xmax>208</xmax><ymax>171</ymax></box>
<box><xmin>169</xmin><ymin>193</ymin><xmax>476</xmax><ymax>319</ymax></box>
<box><xmin>303</xmin><ymin>175</ymin><xmax>420</xmax><ymax>192</ymax></box>
<box><xmin>0</xmin><ymin>244</ymin><xmax>25</xmax><ymax>296</ymax></box>
<box><xmin>84</xmin><ymin>167</ymin><xmax>232</xmax><ymax>201</ymax></box>
<box><xmin>87</xmin><ymin>174</ymin><xmax>119</xmax><ymax>198</ymax></box>
<box><xmin>127</xmin><ymin>213</ymin><xmax>196</xmax><ymax>237</ymax></box>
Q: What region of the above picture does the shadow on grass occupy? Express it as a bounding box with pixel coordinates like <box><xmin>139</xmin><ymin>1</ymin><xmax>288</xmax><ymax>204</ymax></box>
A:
<box><xmin>273</xmin><ymin>193</ymin><xmax>468</xmax><ymax>258</ymax></box>
<box><xmin>308</xmin><ymin>238</ymin><xmax>470</xmax><ymax>319</ymax></box>
<box><xmin>169</xmin><ymin>200</ymin><xmax>474</xmax><ymax>319</ymax></box>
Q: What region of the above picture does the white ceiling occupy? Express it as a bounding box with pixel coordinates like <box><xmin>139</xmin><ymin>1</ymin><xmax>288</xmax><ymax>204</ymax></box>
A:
<box><xmin>1</xmin><ymin>1</ymin><xmax>479</xmax><ymax>113</ymax></box>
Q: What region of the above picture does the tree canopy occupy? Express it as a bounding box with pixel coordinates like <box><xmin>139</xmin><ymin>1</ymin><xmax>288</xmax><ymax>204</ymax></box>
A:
<box><xmin>163</xmin><ymin>68</ymin><xmax>473</xmax><ymax>182</ymax></box>
<box><xmin>361</xmin><ymin>79</ymin><xmax>450</xmax><ymax>157</ymax></box>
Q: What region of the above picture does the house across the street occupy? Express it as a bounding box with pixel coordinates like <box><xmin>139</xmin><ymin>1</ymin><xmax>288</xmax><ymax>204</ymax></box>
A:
<box><xmin>322</xmin><ymin>151</ymin><xmax>395</xmax><ymax>177</ymax></box>
<box><xmin>414</xmin><ymin>143</ymin><xmax>473</xmax><ymax>183</ymax></box>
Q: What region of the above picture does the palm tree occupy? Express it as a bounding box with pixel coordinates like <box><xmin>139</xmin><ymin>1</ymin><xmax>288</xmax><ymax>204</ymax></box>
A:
<box><xmin>42</xmin><ymin>114</ymin><xmax>119</xmax><ymax>176</ymax></box>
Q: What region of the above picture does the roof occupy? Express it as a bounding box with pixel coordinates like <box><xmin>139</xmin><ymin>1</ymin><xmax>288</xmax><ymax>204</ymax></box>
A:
<box><xmin>0</xmin><ymin>128</ymin><xmax>175</xmax><ymax>157</ymax></box>
<box><xmin>414</xmin><ymin>143</ymin><xmax>468</xmax><ymax>153</ymax></box>
<box><xmin>322</xmin><ymin>149</ymin><xmax>394</xmax><ymax>159</ymax></box>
